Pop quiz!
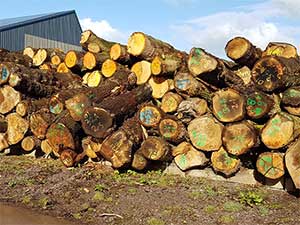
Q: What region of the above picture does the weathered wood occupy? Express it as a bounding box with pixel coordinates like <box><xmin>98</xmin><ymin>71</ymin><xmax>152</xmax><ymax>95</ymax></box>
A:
<box><xmin>65</xmin><ymin>93</ymin><xmax>92</xmax><ymax>121</ymax></box>
<box><xmin>252</xmin><ymin>55</ymin><xmax>300</xmax><ymax>92</ymax></box>
<box><xmin>0</xmin><ymin>116</ymin><xmax>7</xmax><ymax>133</ymax></box>
<box><xmin>82</xmin><ymin>84</ymin><xmax>152</xmax><ymax>138</ymax></box>
<box><xmin>23</xmin><ymin>47</ymin><xmax>36</xmax><ymax>59</ymax></box>
<box><xmin>30</xmin><ymin>109</ymin><xmax>55</xmax><ymax>139</ymax></box>
<box><xmin>282</xmin><ymin>86</ymin><xmax>300</xmax><ymax>107</ymax></box>
<box><xmin>148</xmin><ymin>76</ymin><xmax>170</xmax><ymax>99</ymax></box>
<box><xmin>60</xmin><ymin>149</ymin><xmax>78</xmax><ymax>167</ymax></box>
<box><xmin>50</xmin><ymin>50</ymin><xmax>65</xmax><ymax>66</ymax></box>
<box><xmin>161</xmin><ymin>92</ymin><xmax>183</xmax><ymax>113</ymax></box>
<box><xmin>16</xmin><ymin>98</ymin><xmax>49</xmax><ymax>117</ymax></box>
<box><xmin>0</xmin><ymin>133</ymin><xmax>9</xmax><ymax>152</ymax></box>
<box><xmin>80</xmin><ymin>30</ymin><xmax>116</xmax><ymax>53</ymax></box>
<box><xmin>285</xmin><ymin>138</ymin><xmax>300</xmax><ymax>189</ymax></box>
<box><xmin>177</xmin><ymin>98</ymin><xmax>208</xmax><ymax>123</ymax></box>
<box><xmin>211</xmin><ymin>147</ymin><xmax>241</xmax><ymax>177</ymax></box>
<box><xmin>86</xmin><ymin>70</ymin><xmax>102</xmax><ymax>87</ymax></box>
<box><xmin>212</xmin><ymin>88</ymin><xmax>245</xmax><ymax>122</ymax></box>
<box><xmin>284</xmin><ymin>105</ymin><xmax>300</xmax><ymax>116</ymax></box>
<box><xmin>225</xmin><ymin>36</ymin><xmax>262</xmax><ymax>68</ymax></box>
<box><xmin>81</xmin><ymin>136</ymin><xmax>101</xmax><ymax>159</ymax></box>
<box><xmin>256</xmin><ymin>152</ymin><xmax>285</xmax><ymax>180</ymax></box>
<box><xmin>262</xmin><ymin>42</ymin><xmax>298</xmax><ymax>59</ymax></box>
<box><xmin>138</xmin><ymin>104</ymin><xmax>163</xmax><ymax>128</ymax></box>
<box><xmin>234</xmin><ymin>66</ymin><xmax>252</xmax><ymax>85</ymax></box>
<box><xmin>188</xmin><ymin>115</ymin><xmax>223</xmax><ymax>151</ymax></box>
<box><xmin>0</xmin><ymin>85</ymin><xmax>21</xmax><ymax>114</ymax></box>
<box><xmin>83</xmin><ymin>51</ymin><xmax>109</xmax><ymax>70</ymax></box>
<box><xmin>140</xmin><ymin>136</ymin><xmax>171</xmax><ymax>161</ymax></box>
<box><xmin>32</xmin><ymin>48</ymin><xmax>49</xmax><ymax>67</ymax></box>
<box><xmin>245</xmin><ymin>91</ymin><xmax>274</xmax><ymax>119</ymax></box>
<box><xmin>0</xmin><ymin>63</ymin><xmax>15</xmax><ymax>85</ymax></box>
<box><xmin>174</xmin><ymin>71</ymin><xmax>212</xmax><ymax>102</ymax></box>
<box><xmin>132</xmin><ymin>150</ymin><xmax>148</xmax><ymax>170</ymax></box>
<box><xmin>6</xmin><ymin>113</ymin><xmax>29</xmax><ymax>145</ymax></box>
<box><xmin>131</xmin><ymin>60</ymin><xmax>152</xmax><ymax>85</ymax></box>
<box><xmin>261</xmin><ymin>113</ymin><xmax>294</xmax><ymax>149</ymax></box>
<box><xmin>40</xmin><ymin>139</ymin><xmax>54</xmax><ymax>155</ymax></box>
<box><xmin>173</xmin><ymin>142</ymin><xmax>209</xmax><ymax>171</ymax></box>
<box><xmin>159</xmin><ymin>117</ymin><xmax>186</xmax><ymax>143</ymax></box>
<box><xmin>57</xmin><ymin>62</ymin><xmax>70</xmax><ymax>73</ymax></box>
<box><xmin>222</xmin><ymin>121</ymin><xmax>257</xmax><ymax>155</ymax></box>
<box><xmin>0</xmin><ymin>52</ymin><xmax>32</xmax><ymax>67</ymax></box>
<box><xmin>21</xmin><ymin>136</ymin><xmax>40</xmax><ymax>152</ymax></box>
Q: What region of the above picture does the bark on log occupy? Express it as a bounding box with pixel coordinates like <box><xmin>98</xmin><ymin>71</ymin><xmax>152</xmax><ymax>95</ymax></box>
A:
<box><xmin>82</xmin><ymin>84</ymin><xmax>152</xmax><ymax>138</ymax></box>
<box><xmin>16</xmin><ymin>98</ymin><xmax>49</xmax><ymax>117</ymax></box>
<box><xmin>281</xmin><ymin>86</ymin><xmax>300</xmax><ymax>107</ymax></box>
<box><xmin>212</xmin><ymin>88</ymin><xmax>245</xmax><ymax>123</ymax></box>
<box><xmin>81</xmin><ymin>136</ymin><xmax>101</xmax><ymax>159</ymax></box>
<box><xmin>173</xmin><ymin>142</ymin><xmax>209</xmax><ymax>171</ymax></box>
<box><xmin>233</xmin><ymin>66</ymin><xmax>252</xmax><ymax>85</ymax></box>
<box><xmin>0</xmin><ymin>85</ymin><xmax>21</xmax><ymax>114</ymax></box>
<box><xmin>187</xmin><ymin>115</ymin><xmax>223</xmax><ymax>151</ymax></box>
<box><xmin>225</xmin><ymin>36</ymin><xmax>262</xmax><ymax>68</ymax></box>
<box><xmin>174</xmin><ymin>71</ymin><xmax>212</xmax><ymax>102</ymax></box>
<box><xmin>222</xmin><ymin>121</ymin><xmax>257</xmax><ymax>155</ymax></box>
<box><xmin>262</xmin><ymin>42</ymin><xmax>298</xmax><ymax>59</ymax></box>
<box><xmin>80</xmin><ymin>30</ymin><xmax>116</xmax><ymax>53</ymax></box>
<box><xmin>30</xmin><ymin>109</ymin><xmax>55</xmax><ymax>139</ymax></box>
<box><xmin>211</xmin><ymin>147</ymin><xmax>241</xmax><ymax>177</ymax></box>
<box><xmin>256</xmin><ymin>152</ymin><xmax>285</xmax><ymax>180</ymax></box>
<box><xmin>132</xmin><ymin>150</ymin><xmax>148</xmax><ymax>170</ymax></box>
<box><xmin>161</xmin><ymin>92</ymin><xmax>183</xmax><ymax>113</ymax></box>
<box><xmin>0</xmin><ymin>116</ymin><xmax>7</xmax><ymax>133</ymax></box>
<box><xmin>6</xmin><ymin>113</ymin><xmax>29</xmax><ymax>145</ymax></box>
<box><xmin>252</xmin><ymin>55</ymin><xmax>300</xmax><ymax>92</ymax></box>
<box><xmin>0</xmin><ymin>133</ymin><xmax>9</xmax><ymax>152</ymax></box>
<box><xmin>140</xmin><ymin>136</ymin><xmax>171</xmax><ymax>161</ymax></box>
<box><xmin>131</xmin><ymin>60</ymin><xmax>152</xmax><ymax>85</ymax></box>
<box><xmin>285</xmin><ymin>138</ymin><xmax>300</xmax><ymax>189</ymax></box>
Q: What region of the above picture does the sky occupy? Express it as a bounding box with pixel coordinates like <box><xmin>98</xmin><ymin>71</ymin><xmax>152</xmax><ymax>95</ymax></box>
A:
<box><xmin>1</xmin><ymin>0</ymin><xmax>300</xmax><ymax>58</ymax></box>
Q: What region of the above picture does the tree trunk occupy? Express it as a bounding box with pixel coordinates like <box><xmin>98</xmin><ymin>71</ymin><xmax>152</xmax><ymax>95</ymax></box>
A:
<box><xmin>285</xmin><ymin>138</ymin><xmax>300</xmax><ymax>189</ymax></box>
<box><xmin>110</xmin><ymin>43</ymin><xmax>132</xmax><ymax>65</ymax></box>
<box><xmin>225</xmin><ymin>36</ymin><xmax>262</xmax><ymax>68</ymax></box>
<box><xmin>6</xmin><ymin>113</ymin><xmax>29</xmax><ymax>145</ymax></box>
<box><xmin>211</xmin><ymin>147</ymin><xmax>241</xmax><ymax>177</ymax></box>
<box><xmin>30</xmin><ymin>109</ymin><xmax>55</xmax><ymax>139</ymax></box>
<box><xmin>245</xmin><ymin>91</ymin><xmax>274</xmax><ymax>119</ymax></box>
<box><xmin>80</xmin><ymin>30</ymin><xmax>116</xmax><ymax>53</ymax></box>
<box><xmin>0</xmin><ymin>133</ymin><xmax>9</xmax><ymax>152</ymax></box>
<box><xmin>159</xmin><ymin>117</ymin><xmax>186</xmax><ymax>143</ymax></box>
<box><xmin>148</xmin><ymin>76</ymin><xmax>170</xmax><ymax>99</ymax></box>
<box><xmin>222</xmin><ymin>121</ymin><xmax>257</xmax><ymax>155</ymax></box>
<box><xmin>16</xmin><ymin>98</ymin><xmax>49</xmax><ymax>117</ymax></box>
<box><xmin>161</xmin><ymin>92</ymin><xmax>183</xmax><ymax>113</ymax></box>
<box><xmin>82</xmin><ymin>84</ymin><xmax>152</xmax><ymax>138</ymax></box>
<box><xmin>65</xmin><ymin>93</ymin><xmax>92</xmax><ymax>121</ymax></box>
<box><xmin>64</xmin><ymin>50</ymin><xmax>84</xmax><ymax>73</ymax></box>
<box><xmin>212</xmin><ymin>88</ymin><xmax>245</xmax><ymax>123</ymax></box>
<box><xmin>173</xmin><ymin>142</ymin><xmax>209</xmax><ymax>171</ymax></box>
<box><xmin>23</xmin><ymin>47</ymin><xmax>36</xmax><ymax>59</ymax></box>
<box><xmin>0</xmin><ymin>85</ymin><xmax>21</xmax><ymax>114</ymax></box>
<box><xmin>252</xmin><ymin>55</ymin><xmax>300</xmax><ymax>92</ymax></box>
<box><xmin>187</xmin><ymin>115</ymin><xmax>223</xmax><ymax>151</ymax></box>
<box><xmin>81</xmin><ymin>136</ymin><xmax>101</xmax><ymax>159</ymax></box>
<box><xmin>281</xmin><ymin>86</ymin><xmax>300</xmax><ymax>107</ymax></box>
<box><xmin>131</xmin><ymin>60</ymin><xmax>152</xmax><ymax>85</ymax></box>
<box><xmin>56</xmin><ymin>62</ymin><xmax>70</xmax><ymax>73</ymax></box>
<box><xmin>132</xmin><ymin>150</ymin><xmax>148</xmax><ymax>170</ymax></box>
<box><xmin>262</xmin><ymin>42</ymin><xmax>298</xmax><ymax>59</ymax></box>
<box><xmin>256</xmin><ymin>152</ymin><xmax>285</xmax><ymax>180</ymax></box>
<box><xmin>21</xmin><ymin>136</ymin><xmax>41</xmax><ymax>152</ymax></box>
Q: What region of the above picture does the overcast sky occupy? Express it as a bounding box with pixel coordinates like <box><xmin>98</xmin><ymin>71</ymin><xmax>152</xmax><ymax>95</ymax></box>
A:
<box><xmin>1</xmin><ymin>0</ymin><xmax>300</xmax><ymax>58</ymax></box>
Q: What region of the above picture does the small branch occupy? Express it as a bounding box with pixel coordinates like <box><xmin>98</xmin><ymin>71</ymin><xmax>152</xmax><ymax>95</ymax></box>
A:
<box><xmin>99</xmin><ymin>213</ymin><xmax>123</xmax><ymax>219</ymax></box>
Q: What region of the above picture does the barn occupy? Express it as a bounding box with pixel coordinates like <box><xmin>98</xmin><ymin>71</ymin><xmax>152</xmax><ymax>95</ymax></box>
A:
<box><xmin>0</xmin><ymin>10</ymin><xmax>82</xmax><ymax>52</ymax></box>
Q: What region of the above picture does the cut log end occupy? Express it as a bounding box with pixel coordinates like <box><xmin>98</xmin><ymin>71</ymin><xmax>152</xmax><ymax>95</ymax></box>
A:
<box><xmin>81</xmin><ymin>107</ymin><xmax>113</xmax><ymax>138</ymax></box>
<box><xmin>138</xmin><ymin>105</ymin><xmax>162</xmax><ymax>128</ymax></box>
<box><xmin>23</xmin><ymin>47</ymin><xmax>35</xmax><ymax>59</ymax></box>
<box><xmin>159</xmin><ymin>118</ymin><xmax>185</xmax><ymax>143</ymax></box>
<box><xmin>127</xmin><ymin>32</ymin><xmax>146</xmax><ymax>56</ymax></box>
<box><xmin>49</xmin><ymin>95</ymin><xmax>64</xmax><ymax>115</ymax></box>
<box><xmin>132</xmin><ymin>151</ymin><xmax>148</xmax><ymax>170</ymax></box>
<box><xmin>263</xmin><ymin>42</ymin><xmax>298</xmax><ymax>59</ymax></box>
<box><xmin>83</xmin><ymin>52</ymin><xmax>97</xmax><ymax>70</ymax></box>
<box><xmin>7</xmin><ymin>113</ymin><xmax>29</xmax><ymax>145</ymax></box>
<box><xmin>0</xmin><ymin>64</ymin><xmax>11</xmax><ymax>85</ymax></box>
<box><xmin>161</xmin><ymin>92</ymin><xmax>183</xmax><ymax>113</ymax></box>
<box><xmin>256</xmin><ymin>152</ymin><xmax>285</xmax><ymax>180</ymax></box>
<box><xmin>131</xmin><ymin>61</ymin><xmax>151</xmax><ymax>85</ymax></box>
<box><xmin>0</xmin><ymin>85</ymin><xmax>21</xmax><ymax>114</ymax></box>
<box><xmin>149</xmin><ymin>76</ymin><xmax>169</xmax><ymax>99</ymax></box>
<box><xmin>101</xmin><ymin>59</ymin><xmax>117</xmax><ymax>77</ymax></box>
<box><xmin>65</xmin><ymin>51</ymin><xmax>78</xmax><ymax>68</ymax></box>
<box><xmin>32</xmin><ymin>49</ymin><xmax>47</xmax><ymax>67</ymax></box>
<box><xmin>51</xmin><ymin>55</ymin><xmax>61</xmax><ymax>66</ymax></box>
<box><xmin>21</xmin><ymin>136</ymin><xmax>37</xmax><ymax>152</ymax></box>
<box><xmin>57</xmin><ymin>63</ymin><xmax>69</xmax><ymax>73</ymax></box>
<box><xmin>110</xmin><ymin>43</ymin><xmax>122</xmax><ymax>60</ymax></box>
<box><xmin>151</xmin><ymin>56</ymin><xmax>162</xmax><ymax>75</ymax></box>
<box><xmin>87</xmin><ymin>70</ymin><xmax>102</xmax><ymax>87</ymax></box>
<box><xmin>60</xmin><ymin>149</ymin><xmax>77</xmax><ymax>167</ymax></box>
<box><xmin>140</xmin><ymin>136</ymin><xmax>170</xmax><ymax>161</ymax></box>
<box><xmin>225</xmin><ymin>37</ymin><xmax>250</xmax><ymax>60</ymax></box>
<box><xmin>246</xmin><ymin>92</ymin><xmax>273</xmax><ymax>119</ymax></box>
<box><xmin>80</xmin><ymin>30</ymin><xmax>92</xmax><ymax>44</ymax></box>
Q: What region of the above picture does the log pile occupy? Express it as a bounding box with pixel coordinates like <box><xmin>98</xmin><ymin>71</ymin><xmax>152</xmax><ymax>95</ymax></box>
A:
<box><xmin>0</xmin><ymin>31</ymin><xmax>299</xmax><ymax>191</ymax></box>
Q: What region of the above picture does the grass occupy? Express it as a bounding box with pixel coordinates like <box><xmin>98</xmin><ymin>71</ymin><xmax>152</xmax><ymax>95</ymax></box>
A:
<box><xmin>218</xmin><ymin>215</ymin><xmax>235</xmax><ymax>224</ymax></box>
<box><xmin>223</xmin><ymin>201</ymin><xmax>243</xmax><ymax>212</ymax></box>
<box><xmin>238</xmin><ymin>190</ymin><xmax>264</xmax><ymax>206</ymax></box>
<box><xmin>204</xmin><ymin>205</ymin><xmax>217</xmax><ymax>214</ymax></box>
<box><xmin>147</xmin><ymin>217</ymin><xmax>165</xmax><ymax>225</ymax></box>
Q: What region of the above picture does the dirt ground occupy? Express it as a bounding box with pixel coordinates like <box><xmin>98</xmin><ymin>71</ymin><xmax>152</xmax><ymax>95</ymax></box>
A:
<box><xmin>0</xmin><ymin>155</ymin><xmax>299</xmax><ymax>225</ymax></box>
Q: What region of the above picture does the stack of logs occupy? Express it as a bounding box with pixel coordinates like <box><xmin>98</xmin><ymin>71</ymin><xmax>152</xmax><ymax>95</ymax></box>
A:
<box><xmin>0</xmin><ymin>30</ymin><xmax>299</xmax><ymax>190</ymax></box>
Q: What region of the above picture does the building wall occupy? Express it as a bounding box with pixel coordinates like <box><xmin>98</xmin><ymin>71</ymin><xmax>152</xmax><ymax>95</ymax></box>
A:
<box><xmin>0</xmin><ymin>13</ymin><xmax>82</xmax><ymax>51</ymax></box>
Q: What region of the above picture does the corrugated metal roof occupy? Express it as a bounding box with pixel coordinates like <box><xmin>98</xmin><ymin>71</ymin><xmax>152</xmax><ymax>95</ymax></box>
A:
<box><xmin>0</xmin><ymin>10</ymin><xmax>79</xmax><ymax>32</ymax></box>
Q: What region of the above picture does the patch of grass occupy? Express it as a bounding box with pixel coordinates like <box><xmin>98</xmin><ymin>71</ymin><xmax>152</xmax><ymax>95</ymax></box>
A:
<box><xmin>22</xmin><ymin>195</ymin><xmax>32</xmax><ymax>204</ymax></box>
<box><xmin>239</xmin><ymin>190</ymin><xmax>264</xmax><ymax>207</ymax></box>
<box><xmin>204</xmin><ymin>205</ymin><xmax>217</xmax><ymax>214</ymax></box>
<box><xmin>128</xmin><ymin>188</ymin><xmax>137</xmax><ymax>194</ymax></box>
<box><xmin>204</xmin><ymin>185</ymin><xmax>218</xmax><ymax>197</ymax></box>
<box><xmin>223</xmin><ymin>201</ymin><xmax>243</xmax><ymax>212</ymax></box>
<box><xmin>188</xmin><ymin>190</ymin><xmax>204</xmax><ymax>200</ymax></box>
<box><xmin>258</xmin><ymin>205</ymin><xmax>269</xmax><ymax>216</ymax></box>
<box><xmin>268</xmin><ymin>203</ymin><xmax>284</xmax><ymax>209</ymax></box>
<box><xmin>38</xmin><ymin>197</ymin><xmax>50</xmax><ymax>209</ymax></box>
<box><xmin>218</xmin><ymin>215</ymin><xmax>235</xmax><ymax>224</ymax></box>
<box><xmin>93</xmin><ymin>191</ymin><xmax>105</xmax><ymax>201</ymax></box>
<box><xmin>94</xmin><ymin>184</ymin><xmax>107</xmax><ymax>192</ymax></box>
<box><xmin>72</xmin><ymin>213</ymin><xmax>82</xmax><ymax>220</ymax></box>
<box><xmin>8</xmin><ymin>180</ymin><xmax>17</xmax><ymax>188</ymax></box>
<box><xmin>147</xmin><ymin>217</ymin><xmax>165</xmax><ymax>225</ymax></box>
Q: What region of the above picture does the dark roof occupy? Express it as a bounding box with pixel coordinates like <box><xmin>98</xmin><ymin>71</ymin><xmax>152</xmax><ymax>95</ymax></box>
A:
<box><xmin>0</xmin><ymin>10</ymin><xmax>82</xmax><ymax>32</ymax></box>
